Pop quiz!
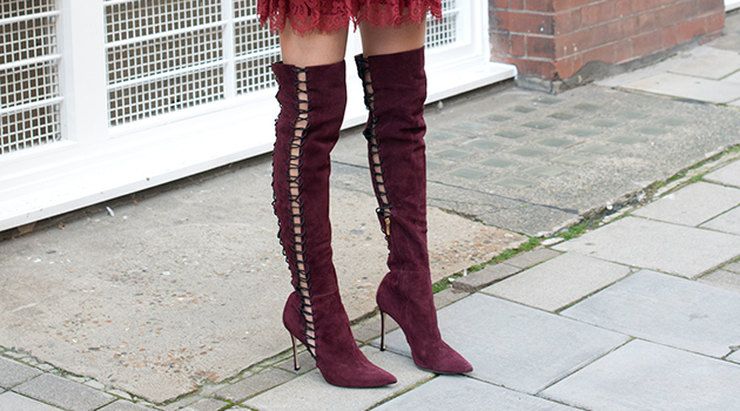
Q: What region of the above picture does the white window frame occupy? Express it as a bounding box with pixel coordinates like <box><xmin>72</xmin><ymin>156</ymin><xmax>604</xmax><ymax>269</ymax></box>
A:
<box><xmin>0</xmin><ymin>0</ymin><xmax>515</xmax><ymax>232</ymax></box>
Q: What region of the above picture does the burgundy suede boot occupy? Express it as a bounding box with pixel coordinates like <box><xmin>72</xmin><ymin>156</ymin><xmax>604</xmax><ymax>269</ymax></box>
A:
<box><xmin>354</xmin><ymin>47</ymin><xmax>473</xmax><ymax>374</ymax></box>
<box><xmin>271</xmin><ymin>59</ymin><xmax>396</xmax><ymax>388</ymax></box>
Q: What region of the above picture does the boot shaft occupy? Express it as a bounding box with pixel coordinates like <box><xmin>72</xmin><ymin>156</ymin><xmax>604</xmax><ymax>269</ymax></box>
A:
<box><xmin>270</xmin><ymin>60</ymin><xmax>347</xmax><ymax>296</ymax></box>
<box><xmin>354</xmin><ymin>47</ymin><xmax>431</xmax><ymax>275</ymax></box>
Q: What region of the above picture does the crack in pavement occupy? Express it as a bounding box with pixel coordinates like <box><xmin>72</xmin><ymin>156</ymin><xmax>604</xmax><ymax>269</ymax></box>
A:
<box><xmin>331</xmin><ymin>160</ymin><xmax>580</xmax><ymax>216</ymax></box>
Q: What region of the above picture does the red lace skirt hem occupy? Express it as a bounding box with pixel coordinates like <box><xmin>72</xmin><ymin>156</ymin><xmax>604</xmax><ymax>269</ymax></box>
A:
<box><xmin>257</xmin><ymin>0</ymin><xmax>443</xmax><ymax>36</ymax></box>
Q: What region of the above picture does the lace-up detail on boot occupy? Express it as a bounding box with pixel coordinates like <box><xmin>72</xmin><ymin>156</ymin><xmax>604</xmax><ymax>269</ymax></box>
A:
<box><xmin>356</xmin><ymin>55</ymin><xmax>392</xmax><ymax>241</ymax></box>
<box><xmin>286</xmin><ymin>67</ymin><xmax>317</xmax><ymax>357</ymax></box>
<box><xmin>270</xmin><ymin>60</ymin><xmax>397</xmax><ymax>387</ymax></box>
<box><xmin>354</xmin><ymin>48</ymin><xmax>473</xmax><ymax>375</ymax></box>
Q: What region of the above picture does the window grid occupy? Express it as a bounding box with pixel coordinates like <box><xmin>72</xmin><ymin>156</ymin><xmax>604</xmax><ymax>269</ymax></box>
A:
<box><xmin>1</xmin><ymin>102</ymin><xmax>61</xmax><ymax>155</ymax></box>
<box><xmin>104</xmin><ymin>0</ymin><xmax>226</xmax><ymax>125</ymax></box>
<box><xmin>107</xmin><ymin>26</ymin><xmax>224</xmax><ymax>85</ymax></box>
<box><xmin>233</xmin><ymin>0</ymin><xmax>257</xmax><ymax>19</ymax></box>
<box><xmin>104</xmin><ymin>0</ymin><xmax>222</xmax><ymax>44</ymax></box>
<box><xmin>426</xmin><ymin>0</ymin><xmax>458</xmax><ymax>48</ymax></box>
<box><xmin>233</xmin><ymin>7</ymin><xmax>280</xmax><ymax>95</ymax></box>
<box><xmin>0</xmin><ymin>1</ymin><xmax>61</xmax><ymax>156</ymax></box>
<box><xmin>103</xmin><ymin>0</ymin><xmax>459</xmax><ymax>127</ymax></box>
<box><xmin>0</xmin><ymin>15</ymin><xmax>58</xmax><ymax>65</ymax></box>
<box><xmin>109</xmin><ymin>66</ymin><xmax>224</xmax><ymax>126</ymax></box>
<box><xmin>1</xmin><ymin>60</ymin><xmax>59</xmax><ymax>108</ymax></box>
<box><xmin>0</xmin><ymin>0</ymin><xmax>56</xmax><ymax>20</ymax></box>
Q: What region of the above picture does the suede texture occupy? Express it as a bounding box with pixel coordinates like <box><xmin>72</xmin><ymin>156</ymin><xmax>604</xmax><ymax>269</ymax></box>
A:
<box><xmin>271</xmin><ymin>59</ymin><xmax>396</xmax><ymax>387</ymax></box>
<box><xmin>355</xmin><ymin>47</ymin><xmax>473</xmax><ymax>374</ymax></box>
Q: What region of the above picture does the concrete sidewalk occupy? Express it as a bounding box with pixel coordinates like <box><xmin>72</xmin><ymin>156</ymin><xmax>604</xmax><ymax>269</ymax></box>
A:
<box><xmin>2</xmin><ymin>154</ymin><xmax>738</xmax><ymax>411</ymax></box>
<box><xmin>0</xmin><ymin>11</ymin><xmax>739</xmax><ymax>411</ymax></box>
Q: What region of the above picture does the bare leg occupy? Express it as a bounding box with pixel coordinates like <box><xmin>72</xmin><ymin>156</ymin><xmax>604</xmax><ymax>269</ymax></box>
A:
<box><xmin>278</xmin><ymin>20</ymin><xmax>349</xmax><ymax>352</ymax></box>
<box><xmin>280</xmin><ymin>20</ymin><xmax>349</xmax><ymax>66</ymax></box>
<box><xmin>359</xmin><ymin>20</ymin><xmax>426</xmax><ymax>57</ymax></box>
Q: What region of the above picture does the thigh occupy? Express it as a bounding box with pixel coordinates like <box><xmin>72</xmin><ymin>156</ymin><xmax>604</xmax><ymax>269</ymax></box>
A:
<box><xmin>359</xmin><ymin>20</ymin><xmax>426</xmax><ymax>57</ymax></box>
<box><xmin>280</xmin><ymin>21</ymin><xmax>349</xmax><ymax>67</ymax></box>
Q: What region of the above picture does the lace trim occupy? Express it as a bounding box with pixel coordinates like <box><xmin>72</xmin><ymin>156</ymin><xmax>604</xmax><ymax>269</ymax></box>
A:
<box><xmin>257</xmin><ymin>0</ymin><xmax>442</xmax><ymax>35</ymax></box>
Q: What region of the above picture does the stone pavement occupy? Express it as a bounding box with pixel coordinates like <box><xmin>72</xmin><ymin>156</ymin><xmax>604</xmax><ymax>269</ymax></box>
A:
<box><xmin>2</xmin><ymin>155</ymin><xmax>738</xmax><ymax>410</ymax></box>
<box><xmin>1</xmin><ymin>10</ymin><xmax>739</xmax><ymax>409</ymax></box>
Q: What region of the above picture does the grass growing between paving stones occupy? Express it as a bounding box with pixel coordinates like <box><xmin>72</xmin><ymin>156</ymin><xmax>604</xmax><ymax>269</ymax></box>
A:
<box><xmin>431</xmin><ymin>237</ymin><xmax>541</xmax><ymax>293</ymax></box>
<box><xmin>652</xmin><ymin>144</ymin><xmax>740</xmax><ymax>191</ymax></box>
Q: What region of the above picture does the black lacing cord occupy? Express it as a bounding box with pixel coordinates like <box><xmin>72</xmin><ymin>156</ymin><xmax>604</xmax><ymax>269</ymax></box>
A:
<box><xmin>358</xmin><ymin>59</ymin><xmax>393</xmax><ymax>241</ymax></box>
<box><xmin>288</xmin><ymin>66</ymin><xmax>317</xmax><ymax>356</ymax></box>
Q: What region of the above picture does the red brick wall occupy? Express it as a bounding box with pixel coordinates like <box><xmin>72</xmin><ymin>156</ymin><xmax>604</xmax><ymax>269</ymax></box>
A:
<box><xmin>490</xmin><ymin>0</ymin><xmax>726</xmax><ymax>89</ymax></box>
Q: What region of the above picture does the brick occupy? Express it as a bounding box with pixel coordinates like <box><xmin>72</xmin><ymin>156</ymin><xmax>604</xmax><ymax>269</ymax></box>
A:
<box><xmin>525</xmin><ymin>0</ymin><xmax>554</xmax><ymax>12</ymax></box>
<box><xmin>527</xmin><ymin>35</ymin><xmax>556</xmax><ymax>58</ymax></box>
<box><xmin>494</xmin><ymin>10</ymin><xmax>555</xmax><ymax>35</ymax></box>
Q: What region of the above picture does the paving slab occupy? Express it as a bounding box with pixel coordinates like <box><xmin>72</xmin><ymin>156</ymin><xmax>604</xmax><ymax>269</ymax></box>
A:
<box><xmin>0</xmin><ymin>163</ymin><xmax>518</xmax><ymax>403</ymax></box>
<box><xmin>666</xmin><ymin>46</ymin><xmax>740</xmax><ymax>80</ymax></box>
<box><xmin>99</xmin><ymin>400</ymin><xmax>158</xmax><ymax>410</ymax></box>
<box><xmin>701</xmin><ymin>206</ymin><xmax>740</xmax><ymax>235</ymax></box>
<box><xmin>562</xmin><ymin>270</ymin><xmax>740</xmax><ymax>357</ymax></box>
<box><xmin>0</xmin><ymin>357</ymin><xmax>41</xmax><ymax>389</ymax></box>
<box><xmin>503</xmin><ymin>247</ymin><xmax>562</xmax><ymax>269</ymax></box>
<box><xmin>724</xmin><ymin>261</ymin><xmax>740</xmax><ymax>273</ymax></box>
<box><xmin>705</xmin><ymin>160</ymin><xmax>740</xmax><ymax>188</ymax></box>
<box><xmin>553</xmin><ymin>217</ymin><xmax>740</xmax><ymax>278</ymax></box>
<box><xmin>619</xmin><ymin>72</ymin><xmax>740</xmax><ymax>103</ymax></box>
<box><xmin>375</xmin><ymin>293</ymin><xmax>628</xmax><ymax>394</ymax></box>
<box><xmin>700</xmin><ymin>269</ymin><xmax>740</xmax><ymax>293</ymax></box>
<box><xmin>633</xmin><ymin>182</ymin><xmax>740</xmax><ymax>226</ymax></box>
<box><xmin>332</xmin><ymin>83</ymin><xmax>739</xmax><ymax>235</ymax></box>
<box><xmin>728</xmin><ymin>350</ymin><xmax>740</xmax><ymax>364</ymax></box>
<box><xmin>213</xmin><ymin>368</ymin><xmax>294</xmax><ymax>402</ymax></box>
<box><xmin>181</xmin><ymin>398</ymin><xmax>229</xmax><ymax>411</ymax></box>
<box><xmin>541</xmin><ymin>340</ymin><xmax>740</xmax><ymax>411</ymax></box>
<box><xmin>0</xmin><ymin>391</ymin><xmax>60</xmax><ymax>411</ymax></box>
<box><xmin>374</xmin><ymin>376</ymin><xmax>574</xmax><ymax>411</ymax></box>
<box><xmin>452</xmin><ymin>263</ymin><xmax>520</xmax><ymax>292</ymax></box>
<box><xmin>243</xmin><ymin>347</ymin><xmax>432</xmax><ymax>411</ymax></box>
<box><xmin>482</xmin><ymin>253</ymin><xmax>631</xmax><ymax>312</ymax></box>
<box><xmin>13</xmin><ymin>373</ymin><xmax>114</xmax><ymax>411</ymax></box>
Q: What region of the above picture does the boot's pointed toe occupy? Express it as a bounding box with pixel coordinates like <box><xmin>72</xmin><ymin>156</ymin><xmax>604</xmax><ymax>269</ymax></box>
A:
<box><xmin>417</xmin><ymin>343</ymin><xmax>473</xmax><ymax>374</ymax></box>
<box><xmin>355</xmin><ymin>47</ymin><xmax>473</xmax><ymax>376</ymax></box>
<box><xmin>271</xmin><ymin>59</ymin><xmax>395</xmax><ymax>388</ymax></box>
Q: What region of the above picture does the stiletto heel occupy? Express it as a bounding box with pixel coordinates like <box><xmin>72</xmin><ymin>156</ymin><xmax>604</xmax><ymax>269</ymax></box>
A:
<box><xmin>355</xmin><ymin>49</ymin><xmax>473</xmax><ymax>374</ymax></box>
<box><xmin>271</xmin><ymin>60</ymin><xmax>397</xmax><ymax>387</ymax></box>
<box><xmin>290</xmin><ymin>333</ymin><xmax>300</xmax><ymax>371</ymax></box>
<box><xmin>380</xmin><ymin>311</ymin><xmax>386</xmax><ymax>351</ymax></box>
